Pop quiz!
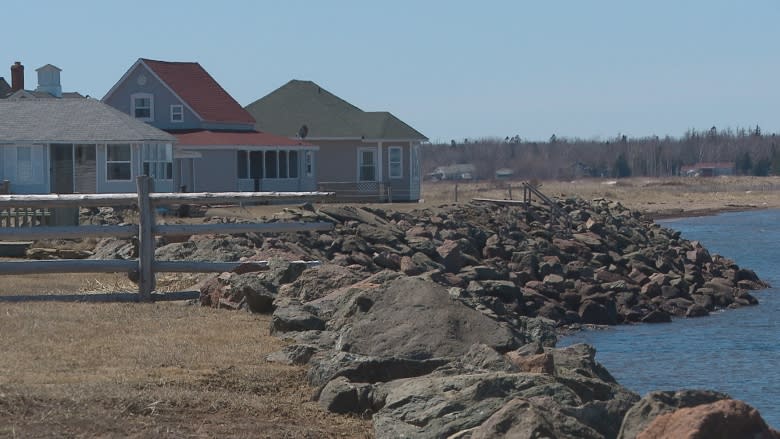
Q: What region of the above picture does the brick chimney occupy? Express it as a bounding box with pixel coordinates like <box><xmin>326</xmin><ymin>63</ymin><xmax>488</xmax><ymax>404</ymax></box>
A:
<box><xmin>10</xmin><ymin>61</ymin><xmax>24</xmax><ymax>92</ymax></box>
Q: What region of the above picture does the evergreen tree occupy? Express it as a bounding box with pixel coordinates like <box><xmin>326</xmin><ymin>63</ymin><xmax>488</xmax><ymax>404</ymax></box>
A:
<box><xmin>753</xmin><ymin>157</ymin><xmax>771</xmax><ymax>176</ymax></box>
<box><xmin>736</xmin><ymin>151</ymin><xmax>753</xmax><ymax>175</ymax></box>
<box><xmin>613</xmin><ymin>153</ymin><xmax>632</xmax><ymax>178</ymax></box>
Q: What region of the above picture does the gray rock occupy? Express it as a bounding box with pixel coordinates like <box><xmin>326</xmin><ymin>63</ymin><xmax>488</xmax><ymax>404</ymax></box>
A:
<box><xmin>270</xmin><ymin>304</ymin><xmax>326</xmax><ymax>333</ymax></box>
<box><xmin>308</xmin><ymin>351</ymin><xmax>449</xmax><ymax>388</ymax></box>
<box><xmin>465</xmin><ymin>397</ymin><xmax>605</xmax><ymax>439</ymax></box>
<box><xmin>318</xmin><ymin>376</ymin><xmax>378</xmax><ymax>414</ymax></box>
<box><xmin>641</xmin><ymin>309</ymin><xmax>671</xmax><ymax>324</ymax></box>
<box><xmin>278</xmin><ymin>263</ymin><xmax>365</xmax><ymax>302</ymax></box>
<box><xmin>230</xmin><ymin>274</ymin><xmax>276</xmax><ymax>313</ymax></box>
<box><xmin>331</xmin><ymin>276</ymin><xmax>542</xmax><ymax>360</ymax></box>
<box><xmin>265</xmin><ymin>344</ymin><xmax>317</xmax><ymax>365</ymax></box>
<box><xmin>373</xmin><ymin>372</ymin><xmax>580</xmax><ymax>439</ymax></box>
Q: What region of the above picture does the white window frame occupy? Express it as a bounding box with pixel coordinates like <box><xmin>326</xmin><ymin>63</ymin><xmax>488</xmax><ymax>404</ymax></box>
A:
<box><xmin>106</xmin><ymin>144</ymin><xmax>133</xmax><ymax>181</ymax></box>
<box><xmin>357</xmin><ymin>147</ymin><xmax>378</xmax><ymax>182</ymax></box>
<box><xmin>142</xmin><ymin>143</ymin><xmax>173</xmax><ymax>180</ymax></box>
<box><xmin>170</xmin><ymin>104</ymin><xmax>183</xmax><ymax>123</ymax></box>
<box><xmin>388</xmin><ymin>146</ymin><xmax>403</xmax><ymax>179</ymax></box>
<box><xmin>131</xmin><ymin>92</ymin><xmax>154</xmax><ymax>122</ymax></box>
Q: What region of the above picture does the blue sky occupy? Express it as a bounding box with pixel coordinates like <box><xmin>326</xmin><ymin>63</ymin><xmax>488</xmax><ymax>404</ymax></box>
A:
<box><xmin>3</xmin><ymin>1</ymin><xmax>778</xmax><ymax>142</ymax></box>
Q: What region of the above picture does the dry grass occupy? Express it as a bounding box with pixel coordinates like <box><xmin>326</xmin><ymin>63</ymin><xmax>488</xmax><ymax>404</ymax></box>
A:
<box><xmin>0</xmin><ymin>276</ymin><xmax>372</xmax><ymax>438</ymax></box>
<box><xmin>419</xmin><ymin>176</ymin><xmax>780</xmax><ymax>217</ymax></box>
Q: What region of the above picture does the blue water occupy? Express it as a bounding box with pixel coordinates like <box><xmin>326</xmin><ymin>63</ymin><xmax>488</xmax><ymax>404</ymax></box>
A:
<box><xmin>560</xmin><ymin>209</ymin><xmax>780</xmax><ymax>428</ymax></box>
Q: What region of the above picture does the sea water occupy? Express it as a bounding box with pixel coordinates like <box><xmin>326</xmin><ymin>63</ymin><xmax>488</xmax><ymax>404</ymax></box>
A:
<box><xmin>559</xmin><ymin>209</ymin><xmax>780</xmax><ymax>428</ymax></box>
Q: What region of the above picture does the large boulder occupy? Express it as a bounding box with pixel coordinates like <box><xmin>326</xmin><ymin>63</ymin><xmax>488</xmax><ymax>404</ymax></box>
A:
<box><xmin>277</xmin><ymin>263</ymin><xmax>365</xmax><ymax>302</ymax></box>
<box><xmin>617</xmin><ymin>389</ymin><xmax>730</xmax><ymax>439</ymax></box>
<box><xmin>329</xmin><ymin>275</ymin><xmax>550</xmax><ymax>360</ymax></box>
<box><xmin>636</xmin><ymin>399</ymin><xmax>780</xmax><ymax>439</ymax></box>
<box><xmin>372</xmin><ymin>372</ymin><xmax>580</xmax><ymax>439</ymax></box>
<box><xmin>465</xmin><ymin>397</ymin><xmax>605</xmax><ymax>439</ymax></box>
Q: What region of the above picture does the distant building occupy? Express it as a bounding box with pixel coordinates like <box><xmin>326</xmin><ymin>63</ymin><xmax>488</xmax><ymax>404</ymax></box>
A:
<box><xmin>428</xmin><ymin>164</ymin><xmax>476</xmax><ymax>181</ymax></box>
<box><xmin>494</xmin><ymin>168</ymin><xmax>514</xmax><ymax>179</ymax></box>
<box><xmin>681</xmin><ymin>162</ymin><xmax>735</xmax><ymax>177</ymax></box>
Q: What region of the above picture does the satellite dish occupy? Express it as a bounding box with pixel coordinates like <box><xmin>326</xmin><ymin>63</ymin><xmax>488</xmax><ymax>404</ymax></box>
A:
<box><xmin>298</xmin><ymin>124</ymin><xmax>309</xmax><ymax>139</ymax></box>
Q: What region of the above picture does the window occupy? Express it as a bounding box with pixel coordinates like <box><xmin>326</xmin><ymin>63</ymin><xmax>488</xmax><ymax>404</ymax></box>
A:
<box><xmin>107</xmin><ymin>144</ymin><xmax>132</xmax><ymax>180</ymax></box>
<box><xmin>265</xmin><ymin>151</ymin><xmax>278</xmax><ymax>178</ymax></box>
<box><xmin>16</xmin><ymin>146</ymin><xmax>33</xmax><ymax>183</ymax></box>
<box><xmin>142</xmin><ymin>144</ymin><xmax>172</xmax><ymax>180</ymax></box>
<box><xmin>170</xmin><ymin>105</ymin><xmax>183</xmax><ymax>123</ymax></box>
<box><xmin>388</xmin><ymin>146</ymin><xmax>403</xmax><ymax>179</ymax></box>
<box><xmin>304</xmin><ymin>151</ymin><xmax>314</xmax><ymax>177</ymax></box>
<box><xmin>358</xmin><ymin>148</ymin><xmax>377</xmax><ymax>181</ymax></box>
<box><xmin>237</xmin><ymin>150</ymin><xmax>248</xmax><ymax>179</ymax></box>
<box><xmin>4</xmin><ymin>145</ymin><xmax>43</xmax><ymax>184</ymax></box>
<box><xmin>131</xmin><ymin>93</ymin><xmax>153</xmax><ymax>121</ymax></box>
<box><xmin>279</xmin><ymin>151</ymin><xmax>288</xmax><ymax>178</ymax></box>
<box><xmin>289</xmin><ymin>150</ymin><xmax>299</xmax><ymax>178</ymax></box>
<box><xmin>249</xmin><ymin>151</ymin><xmax>263</xmax><ymax>178</ymax></box>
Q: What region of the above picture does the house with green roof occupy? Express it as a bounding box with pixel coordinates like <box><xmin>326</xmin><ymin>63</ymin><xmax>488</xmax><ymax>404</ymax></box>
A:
<box><xmin>245</xmin><ymin>80</ymin><xmax>427</xmax><ymax>201</ymax></box>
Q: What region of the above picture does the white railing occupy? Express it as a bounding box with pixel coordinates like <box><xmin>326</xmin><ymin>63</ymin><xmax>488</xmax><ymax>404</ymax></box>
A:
<box><xmin>0</xmin><ymin>176</ymin><xmax>334</xmax><ymax>301</ymax></box>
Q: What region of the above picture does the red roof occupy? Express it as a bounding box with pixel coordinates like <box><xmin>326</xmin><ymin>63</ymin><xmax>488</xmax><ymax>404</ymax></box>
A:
<box><xmin>173</xmin><ymin>130</ymin><xmax>313</xmax><ymax>147</ymax></box>
<box><xmin>141</xmin><ymin>59</ymin><xmax>255</xmax><ymax>124</ymax></box>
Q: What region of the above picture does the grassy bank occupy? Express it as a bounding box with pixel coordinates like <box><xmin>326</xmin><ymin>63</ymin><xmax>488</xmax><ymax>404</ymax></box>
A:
<box><xmin>0</xmin><ymin>273</ymin><xmax>371</xmax><ymax>438</ymax></box>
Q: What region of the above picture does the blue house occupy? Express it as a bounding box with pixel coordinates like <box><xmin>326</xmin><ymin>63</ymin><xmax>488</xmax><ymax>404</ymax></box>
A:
<box><xmin>103</xmin><ymin>59</ymin><xmax>318</xmax><ymax>193</ymax></box>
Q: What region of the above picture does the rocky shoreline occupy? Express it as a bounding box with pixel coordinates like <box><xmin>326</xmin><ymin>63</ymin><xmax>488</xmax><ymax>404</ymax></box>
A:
<box><xmin>83</xmin><ymin>198</ymin><xmax>777</xmax><ymax>437</ymax></box>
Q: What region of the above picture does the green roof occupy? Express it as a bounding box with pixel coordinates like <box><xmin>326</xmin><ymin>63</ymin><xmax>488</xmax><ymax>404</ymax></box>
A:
<box><xmin>245</xmin><ymin>80</ymin><xmax>427</xmax><ymax>140</ymax></box>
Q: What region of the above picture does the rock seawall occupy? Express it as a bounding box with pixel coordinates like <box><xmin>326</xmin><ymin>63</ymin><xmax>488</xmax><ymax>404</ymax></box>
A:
<box><xmin>195</xmin><ymin>198</ymin><xmax>767</xmax><ymax>327</ymax></box>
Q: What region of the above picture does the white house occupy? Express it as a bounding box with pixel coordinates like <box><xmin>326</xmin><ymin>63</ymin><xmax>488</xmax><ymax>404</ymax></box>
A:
<box><xmin>0</xmin><ymin>98</ymin><xmax>176</xmax><ymax>194</ymax></box>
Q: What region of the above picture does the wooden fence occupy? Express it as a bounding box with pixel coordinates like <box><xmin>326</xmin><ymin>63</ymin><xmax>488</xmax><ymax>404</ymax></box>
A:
<box><xmin>0</xmin><ymin>176</ymin><xmax>334</xmax><ymax>301</ymax></box>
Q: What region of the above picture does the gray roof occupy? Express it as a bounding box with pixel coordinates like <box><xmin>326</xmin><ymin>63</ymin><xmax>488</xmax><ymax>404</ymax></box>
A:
<box><xmin>245</xmin><ymin>80</ymin><xmax>427</xmax><ymax>140</ymax></box>
<box><xmin>0</xmin><ymin>77</ymin><xmax>10</xmax><ymax>98</ymax></box>
<box><xmin>0</xmin><ymin>98</ymin><xmax>176</xmax><ymax>144</ymax></box>
<box><xmin>4</xmin><ymin>89</ymin><xmax>85</xmax><ymax>99</ymax></box>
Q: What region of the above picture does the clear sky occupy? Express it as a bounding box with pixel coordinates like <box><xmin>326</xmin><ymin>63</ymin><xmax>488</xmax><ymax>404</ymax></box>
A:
<box><xmin>2</xmin><ymin>1</ymin><xmax>778</xmax><ymax>142</ymax></box>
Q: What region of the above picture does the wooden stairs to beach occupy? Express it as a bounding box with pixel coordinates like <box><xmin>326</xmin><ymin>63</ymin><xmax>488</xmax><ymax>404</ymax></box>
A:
<box><xmin>473</xmin><ymin>181</ymin><xmax>573</xmax><ymax>235</ymax></box>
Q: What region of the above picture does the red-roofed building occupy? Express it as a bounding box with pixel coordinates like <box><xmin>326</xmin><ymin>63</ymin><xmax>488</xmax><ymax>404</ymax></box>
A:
<box><xmin>103</xmin><ymin>59</ymin><xmax>318</xmax><ymax>193</ymax></box>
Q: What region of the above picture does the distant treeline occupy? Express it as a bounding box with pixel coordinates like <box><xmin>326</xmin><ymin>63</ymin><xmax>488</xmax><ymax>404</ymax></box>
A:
<box><xmin>422</xmin><ymin>126</ymin><xmax>780</xmax><ymax>180</ymax></box>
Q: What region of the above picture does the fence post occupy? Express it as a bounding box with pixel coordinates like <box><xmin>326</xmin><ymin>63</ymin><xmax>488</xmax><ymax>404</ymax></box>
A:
<box><xmin>136</xmin><ymin>176</ymin><xmax>155</xmax><ymax>301</ymax></box>
<box><xmin>455</xmin><ymin>183</ymin><xmax>459</xmax><ymax>203</ymax></box>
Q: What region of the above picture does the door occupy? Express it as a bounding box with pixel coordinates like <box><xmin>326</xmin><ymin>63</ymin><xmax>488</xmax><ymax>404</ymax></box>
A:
<box><xmin>250</xmin><ymin>151</ymin><xmax>263</xmax><ymax>191</ymax></box>
<box><xmin>49</xmin><ymin>144</ymin><xmax>78</xmax><ymax>225</ymax></box>
<box><xmin>357</xmin><ymin>147</ymin><xmax>378</xmax><ymax>193</ymax></box>
<box><xmin>50</xmin><ymin>144</ymin><xmax>74</xmax><ymax>194</ymax></box>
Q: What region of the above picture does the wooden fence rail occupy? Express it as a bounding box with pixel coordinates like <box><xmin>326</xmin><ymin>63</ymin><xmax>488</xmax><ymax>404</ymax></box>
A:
<box><xmin>0</xmin><ymin>176</ymin><xmax>334</xmax><ymax>301</ymax></box>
